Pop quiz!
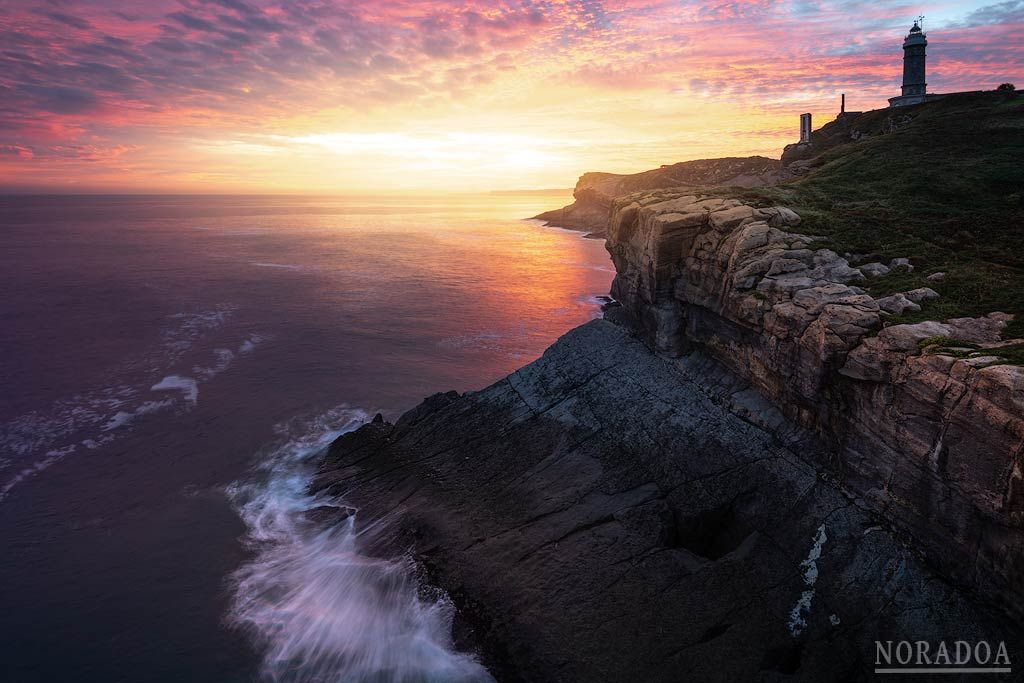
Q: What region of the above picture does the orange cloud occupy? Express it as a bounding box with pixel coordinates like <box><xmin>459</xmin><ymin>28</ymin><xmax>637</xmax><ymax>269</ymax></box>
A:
<box><xmin>0</xmin><ymin>0</ymin><xmax>1020</xmax><ymax>192</ymax></box>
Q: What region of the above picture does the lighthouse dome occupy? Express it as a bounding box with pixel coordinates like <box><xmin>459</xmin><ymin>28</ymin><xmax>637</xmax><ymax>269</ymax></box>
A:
<box><xmin>904</xmin><ymin>22</ymin><xmax>927</xmax><ymax>45</ymax></box>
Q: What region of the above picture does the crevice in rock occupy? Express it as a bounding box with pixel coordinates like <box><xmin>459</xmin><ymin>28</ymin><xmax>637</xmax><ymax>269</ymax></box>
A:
<box><xmin>669</xmin><ymin>490</ymin><xmax>758</xmax><ymax>560</ymax></box>
<box><xmin>697</xmin><ymin>622</ymin><xmax>732</xmax><ymax>644</ymax></box>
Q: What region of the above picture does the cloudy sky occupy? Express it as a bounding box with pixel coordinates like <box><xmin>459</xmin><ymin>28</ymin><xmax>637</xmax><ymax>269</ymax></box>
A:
<box><xmin>0</xmin><ymin>0</ymin><xmax>1020</xmax><ymax>192</ymax></box>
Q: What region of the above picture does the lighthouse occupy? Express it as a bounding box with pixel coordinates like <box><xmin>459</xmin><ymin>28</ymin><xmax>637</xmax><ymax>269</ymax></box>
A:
<box><xmin>889</xmin><ymin>20</ymin><xmax>928</xmax><ymax>106</ymax></box>
<box><xmin>901</xmin><ymin>21</ymin><xmax>927</xmax><ymax>98</ymax></box>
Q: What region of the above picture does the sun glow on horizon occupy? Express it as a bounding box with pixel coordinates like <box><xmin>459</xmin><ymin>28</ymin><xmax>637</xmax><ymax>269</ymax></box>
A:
<box><xmin>0</xmin><ymin>0</ymin><xmax>1020</xmax><ymax>193</ymax></box>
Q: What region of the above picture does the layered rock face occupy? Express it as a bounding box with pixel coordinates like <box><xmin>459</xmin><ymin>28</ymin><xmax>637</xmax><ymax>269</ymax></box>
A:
<box><xmin>314</xmin><ymin>321</ymin><xmax>1020</xmax><ymax>682</ymax></box>
<box><xmin>310</xmin><ymin>187</ymin><xmax>1024</xmax><ymax>680</ymax></box>
<box><xmin>533</xmin><ymin>156</ymin><xmax>781</xmax><ymax>237</ymax></box>
<box><xmin>605</xmin><ymin>190</ymin><xmax>1024</xmax><ymax>616</ymax></box>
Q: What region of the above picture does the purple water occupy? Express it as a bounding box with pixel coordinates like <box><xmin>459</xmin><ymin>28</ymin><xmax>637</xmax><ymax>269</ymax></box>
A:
<box><xmin>0</xmin><ymin>194</ymin><xmax>613</xmax><ymax>682</ymax></box>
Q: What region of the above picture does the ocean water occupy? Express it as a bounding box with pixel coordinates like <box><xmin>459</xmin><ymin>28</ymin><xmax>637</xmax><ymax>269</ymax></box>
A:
<box><xmin>0</xmin><ymin>194</ymin><xmax>614</xmax><ymax>682</ymax></box>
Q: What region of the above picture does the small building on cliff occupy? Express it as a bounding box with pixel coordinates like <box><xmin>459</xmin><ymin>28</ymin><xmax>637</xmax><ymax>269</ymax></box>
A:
<box><xmin>790</xmin><ymin>18</ymin><xmax>998</xmax><ymax>145</ymax></box>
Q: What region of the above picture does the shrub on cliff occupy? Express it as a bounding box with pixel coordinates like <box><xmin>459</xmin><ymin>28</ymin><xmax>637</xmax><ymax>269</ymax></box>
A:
<box><xmin>733</xmin><ymin>91</ymin><xmax>1024</xmax><ymax>338</ymax></box>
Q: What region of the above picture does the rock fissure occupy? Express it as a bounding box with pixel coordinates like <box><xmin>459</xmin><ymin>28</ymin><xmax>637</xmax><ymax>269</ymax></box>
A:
<box><xmin>313</xmin><ymin>147</ymin><xmax>1023</xmax><ymax>679</ymax></box>
<box><xmin>606</xmin><ymin>189</ymin><xmax>1024</xmax><ymax>618</ymax></box>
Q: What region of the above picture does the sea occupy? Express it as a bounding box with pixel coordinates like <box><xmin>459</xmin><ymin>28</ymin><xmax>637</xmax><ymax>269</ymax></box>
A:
<box><xmin>0</xmin><ymin>194</ymin><xmax>615</xmax><ymax>682</ymax></box>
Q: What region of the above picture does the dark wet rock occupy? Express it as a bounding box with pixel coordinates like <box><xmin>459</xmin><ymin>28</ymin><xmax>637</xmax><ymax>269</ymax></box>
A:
<box><xmin>313</xmin><ymin>321</ymin><xmax>1022</xmax><ymax>682</ymax></box>
<box><xmin>310</xmin><ymin>170</ymin><xmax>1024</xmax><ymax>681</ymax></box>
<box><xmin>604</xmin><ymin>191</ymin><xmax>1024</xmax><ymax>626</ymax></box>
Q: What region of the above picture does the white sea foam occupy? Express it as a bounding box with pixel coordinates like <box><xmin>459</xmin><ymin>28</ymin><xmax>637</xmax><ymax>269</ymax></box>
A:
<box><xmin>151</xmin><ymin>375</ymin><xmax>199</xmax><ymax>405</ymax></box>
<box><xmin>238</xmin><ymin>334</ymin><xmax>267</xmax><ymax>354</ymax></box>
<box><xmin>787</xmin><ymin>523</ymin><xmax>828</xmax><ymax>637</ymax></box>
<box><xmin>580</xmin><ymin>294</ymin><xmax>613</xmax><ymax>319</ymax></box>
<box><xmin>138</xmin><ymin>399</ymin><xmax>175</xmax><ymax>415</ymax></box>
<box><xmin>0</xmin><ymin>307</ymin><xmax>244</xmax><ymax>502</ymax></box>
<box><xmin>227</xmin><ymin>406</ymin><xmax>493</xmax><ymax>683</ymax></box>
<box><xmin>251</xmin><ymin>262</ymin><xmax>304</xmax><ymax>270</ymax></box>
<box><xmin>0</xmin><ymin>445</ymin><xmax>76</xmax><ymax>503</ymax></box>
<box><xmin>155</xmin><ymin>307</ymin><xmax>236</xmax><ymax>367</ymax></box>
<box><xmin>101</xmin><ymin>411</ymin><xmax>136</xmax><ymax>432</ymax></box>
<box><xmin>194</xmin><ymin>348</ymin><xmax>235</xmax><ymax>380</ymax></box>
<box><xmin>100</xmin><ymin>399</ymin><xmax>175</xmax><ymax>432</ymax></box>
<box><xmin>0</xmin><ymin>389</ymin><xmax>131</xmax><ymax>459</ymax></box>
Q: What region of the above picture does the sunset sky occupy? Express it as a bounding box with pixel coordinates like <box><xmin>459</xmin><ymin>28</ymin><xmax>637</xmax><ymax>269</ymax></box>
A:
<box><xmin>0</xmin><ymin>0</ymin><xmax>1021</xmax><ymax>193</ymax></box>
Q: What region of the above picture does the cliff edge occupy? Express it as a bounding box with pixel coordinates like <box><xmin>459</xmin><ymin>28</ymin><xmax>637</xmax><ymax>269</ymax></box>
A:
<box><xmin>313</xmin><ymin>320</ymin><xmax>1021</xmax><ymax>681</ymax></box>
<box><xmin>314</xmin><ymin>92</ymin><xmax>1024</xmax><ymax>680</ymax></box>
<box><xmin>533</xmin><ymin>156</ymin><xmax>782</xmax><ymax>237</ymax></box>
<box><xmin>605</xmin><ymin>190</ymin><xmax>1024</xmax><ymax>618</ymax></box>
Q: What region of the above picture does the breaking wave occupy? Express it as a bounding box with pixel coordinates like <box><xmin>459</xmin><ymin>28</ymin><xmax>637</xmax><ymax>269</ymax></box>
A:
<box><xmin>226</xmin><ymin>406</ymin><xmax>493</xmax><ymax>683</ymax></box>
<box><xmin>0</xmin><ymin>306</ymin><xmax>265</xmax><ymax>503</ymax></box>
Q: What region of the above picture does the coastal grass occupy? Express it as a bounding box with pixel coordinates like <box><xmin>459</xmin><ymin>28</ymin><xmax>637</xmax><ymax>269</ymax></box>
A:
<box><xmin>918</xmin><ymin>336</ymin><xmax>1024</xmax><ymax>365</ymax></box>
<box><xmin>727</xmin><ymin>91</ymin><xmax>1024</xmax><ymax>339</ymax></box>
<box><xmin>988</xmin><ymin>343</ymin><xmax>1024</xmax><ymax>365</ymax></box>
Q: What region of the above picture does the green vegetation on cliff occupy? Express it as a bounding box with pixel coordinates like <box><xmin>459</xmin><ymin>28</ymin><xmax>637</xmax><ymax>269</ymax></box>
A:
<box><xmin>734</xmin><ymin>91</ymin><xmax>1024</xmax><ymax>337</ymax></box>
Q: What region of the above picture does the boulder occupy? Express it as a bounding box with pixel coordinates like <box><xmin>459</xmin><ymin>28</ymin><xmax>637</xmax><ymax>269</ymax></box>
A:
<box><xmin>858</xmin><ymin>262</ymin><xmax>890</xmax><ymax>278</ymax></box>
<box><xmin>903</xmin><ymin>287</ymin><xmax>940</xmax><ymax>303</ymax></box>
<box><xmin>947</xmin><ymin>312</ymin><xmax>1012</xmax><ymax>343</ymax></box>
<box><xmin>875</xmin><ymin>293</ymin><xmax>921</xmax><ymax>315</ymax></box>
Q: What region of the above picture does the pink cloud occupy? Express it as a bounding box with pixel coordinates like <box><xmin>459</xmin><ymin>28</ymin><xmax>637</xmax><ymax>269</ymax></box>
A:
<box><xmin>0</xmin><ymin>0</ymin><xmax>1020</xmax><ymax>188</ymax></box>
<box><xmin>0</xmin><ymin>144</ymin><xmax>34</xmax><ymax>159</ymax></box>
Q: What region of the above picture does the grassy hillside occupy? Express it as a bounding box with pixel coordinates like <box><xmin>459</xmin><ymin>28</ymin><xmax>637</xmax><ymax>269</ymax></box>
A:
<box><xmin>574</xmin><ymin>156</ymin><xmax>781</xmax><ymax>200</ymax></box>
<box><xmin>732</xmin><ymin>91</ymin><xmax>1024</xmax><ymax>338</ymax></box>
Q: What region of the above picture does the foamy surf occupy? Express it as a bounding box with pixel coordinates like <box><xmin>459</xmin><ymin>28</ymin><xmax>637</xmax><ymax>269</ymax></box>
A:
<box><xmin>150</xmin><ymin>375</ymin><xmax>200</xmax><ymax>406</ymax></box>
<box><xmin>226</xmin><ymin>406</ymin><xmax>493</xmax><ymax>683</ymax></box>
<box><xmin>0</xmin><ymin>308</ymin><xmax>265</xmax><ymax>503</ymax></box>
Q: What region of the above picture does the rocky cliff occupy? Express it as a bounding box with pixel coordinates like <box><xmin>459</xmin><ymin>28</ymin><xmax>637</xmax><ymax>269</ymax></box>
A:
<box><xmin>604</xmin><ymin>190</ymin><xmax>1024</xmax><ymax>619</ymax></box>
<box><xmin>533</xmin><ymin>156</ymin><xmax>782</xmax><ymax>237</ymax></box>
<box><xmin>314</xmin><ymin>94</ymin><xmax>1024</xmax><ymax>680</ymax></box>
<box><xmin>311</xmin><ymin>191</ymin><xmax>1024</xmax><ymax>680</ymax></box>
<box><xmin>313</xmin><ymin>320</ymin><xmax>1021</xmax><ymax>681</ymax></box>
